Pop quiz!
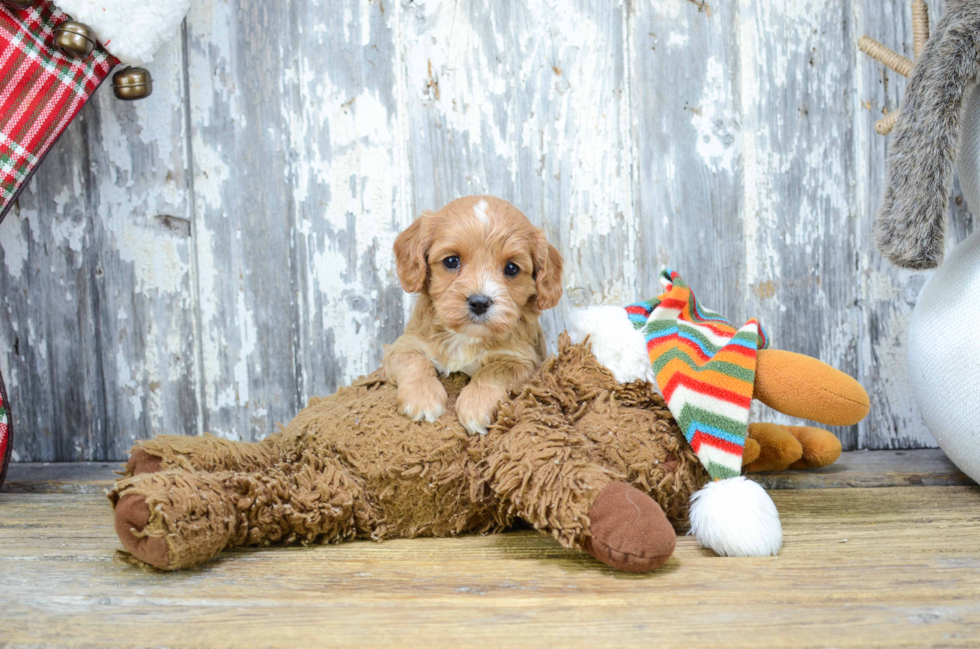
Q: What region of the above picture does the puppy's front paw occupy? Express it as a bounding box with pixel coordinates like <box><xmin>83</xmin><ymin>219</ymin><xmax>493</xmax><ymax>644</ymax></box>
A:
<box><xmin>398</xmin><ymin>377</ymin><xmax>448</xmax><ymax>423</ymax></box>
<box><xmin>456</xmin><ymin>383</ymin><xmax>506</xmax><ymax>435</ymax></box>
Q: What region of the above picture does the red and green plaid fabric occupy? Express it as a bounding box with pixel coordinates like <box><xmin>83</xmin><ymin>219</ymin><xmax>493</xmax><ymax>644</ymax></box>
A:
<box><xmin>0</xmin><ymin>378</ymin><xmax>9</xmax><ymax>487</ymax></box>
<box><xmin>0</xmin><ymin>1</ymin><xmax>118</xmax><ymax>483</ymax></box>
<box><xmin>0</xmin><ymin>0</ymin><xmax>116</xmax><ymax>221</ymax></box>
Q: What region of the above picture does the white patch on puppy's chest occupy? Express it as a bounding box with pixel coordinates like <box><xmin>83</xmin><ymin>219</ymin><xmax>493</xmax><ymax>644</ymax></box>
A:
<box><xmin>432</xmin><ymin>333</ymin><xmax>488</xmax><ymax>376</ymax></box>
<box><xmin>473</xmin><ymin>199</ymin><xmax>490</xmax><ymax>225</ymax></box>
<box><xmin>434</xmin><ymin>356</ymin><xmax>483</xmax><ymax>376</ymax></box>
<box><xmin>431</xmin><ymin>334</ymin><xmax>533</xmax><ymax>377</ymax></box>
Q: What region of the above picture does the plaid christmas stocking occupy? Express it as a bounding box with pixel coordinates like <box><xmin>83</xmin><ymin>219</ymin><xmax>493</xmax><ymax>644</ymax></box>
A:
<box><xmin>0</xmin><ymin>1</ymin><xmax>115</xmax><ymax>486</ymax></box>
<box><xmin>0</xmin><ymin>370</ymin><xmax>9</xmax><ymax>487</ymax></box>
<box><xmin>0</xmin><ymin>1</ymin><xmax>117</xmax><ymax>222</ymax></box>
<box><xmin>0</xmin><ymin>1</ymin><xmax>188</xmax><ymax>483</ymax></box>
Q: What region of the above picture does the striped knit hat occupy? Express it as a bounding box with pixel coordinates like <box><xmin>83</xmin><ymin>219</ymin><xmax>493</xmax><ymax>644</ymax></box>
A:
<box><xmin>625</xmin><ymin>269</ymin><xmax>768</xmax><ymax>481</ymax></box>
<box><xmin>569</xmin><ymin>268</ymin><xmax>783</xmax><ymax>557</ymax></box>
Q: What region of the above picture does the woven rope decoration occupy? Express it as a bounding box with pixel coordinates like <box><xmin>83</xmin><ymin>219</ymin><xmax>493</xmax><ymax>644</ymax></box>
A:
<box><xmin>858</xmin><ymin>0</ymin><xmax>930</xmax><ymax>135</ymax></box>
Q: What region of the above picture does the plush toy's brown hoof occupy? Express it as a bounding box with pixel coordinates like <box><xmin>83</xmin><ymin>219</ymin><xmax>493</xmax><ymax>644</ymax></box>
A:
<box><xmin>114</xmin><ymin>494</ymin><xmax>170</xmax><ymax>569</ymax></box>
<box><xmin>786</xmin><ymin>426</ymin><xmax>842</xmax><ymax>469</ymax></box>
<box><xmin>743</xmin><ymin>424</ymin><xmax>843</xmax><ymax>472</ymax></box>
<box><xmin>743</xmin><ymin>437</ymin><xmax>761</xmax><ymax>466</ymax></box>
<box><xmin>743</xmin><ymin>423</ymin><xmax>804</xmax><ymax>472</ymax></box>
<box><xmin>584</xmin><ymin>481</ymin><xmax>676</xmax><ymax>572</ymax></box>
<box><xmin>126</xmin><ymin>448</ymin><xmax>163</xmax><ymax>476</ymax></box>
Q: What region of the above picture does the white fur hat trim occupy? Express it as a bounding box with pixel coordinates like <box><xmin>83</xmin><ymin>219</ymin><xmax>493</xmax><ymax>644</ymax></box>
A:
<box><xmin>567</xmin><ymin>306</ymin><xmax>655</xmax><ymax>385</ymax></box>
<box><xmin>57</xmin><ymin>0</ymin><xmax>191</xmax><ymax>65</ymax></box>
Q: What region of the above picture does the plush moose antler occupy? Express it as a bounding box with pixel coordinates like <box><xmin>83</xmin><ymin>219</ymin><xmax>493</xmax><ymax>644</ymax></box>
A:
<box><xmin>858</xmin><ymin>0</ymin><xmax>930</xmax><ymax>135</ymax></box>
<box><xmin>863</xmin><ymin>0</ymin><xmax>980</xmax><ymax>269</ymax></box>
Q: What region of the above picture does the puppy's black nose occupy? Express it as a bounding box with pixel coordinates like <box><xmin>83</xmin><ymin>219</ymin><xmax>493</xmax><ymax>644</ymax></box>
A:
<box><xmin>467</xmin><ymin>294</ymin><xmax>493</xmax><ymax>316</ymax></box>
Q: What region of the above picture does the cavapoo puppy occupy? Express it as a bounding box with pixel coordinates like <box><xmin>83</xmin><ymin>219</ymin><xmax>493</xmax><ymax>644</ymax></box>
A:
<box><xmin>383</xmin><ymin>196</ymin><xmax>563</xmax><ymax>434</ymax></box>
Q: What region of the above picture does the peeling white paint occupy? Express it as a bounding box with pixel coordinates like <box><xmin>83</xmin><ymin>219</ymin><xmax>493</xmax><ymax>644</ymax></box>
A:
<box><xmin>293</xmin><ymin>85</ymin><xmax>400</xmax><ymax>383</ymax></box>
<box><xmin>693</xmin><ymin>57</ymin><xmax>739</xmax><ymax>174</ymax></box>
<box><xmin>651</xmin><ymin>0</ymin><xmax>685</xmax><ymax>21</ymax></box>
<box><xmin>193</xmin><ymin>220</ymin><xmax>227</xmax><ymax>414</ymax></box>
<box><xmin>113</xmin><ymin>221</ymin><xmax>190</xmax><ymax>295</ymax></box>
<box><xmin>229</xmin><ymin>289</ymin><xmax>257</xmax><ymax>409</ymax></box>
<box><xmin>1</xmin><ymin>0</ymin><xmax>942</xmax><ymax>460</ymax></box>
<box><xmin>50</xmin><ymin>217</ymin><xmax>86</xmax><ymax>257</ymax></box>
<box><xmin>739</xmin><ymin>5</ymin><xmax>765</xmax><ymax>287</ymax></box>
<box><xmin>191</xmin><ymin>140</ymin><xmax>232</xmax><ymax>211</ymax></box>
<box><xmin>402</xmin><ymin>1</ymin><xmax>514</xmax><ymax>179</ymax></box>
<box><xmin>0</xmin><ymin>215</ymin><xmax>30</xmax><ymax>280</ymax></box>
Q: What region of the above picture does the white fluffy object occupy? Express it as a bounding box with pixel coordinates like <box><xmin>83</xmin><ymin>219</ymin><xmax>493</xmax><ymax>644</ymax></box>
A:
<box><xmin>567</xmin><ymin>306</ymin><xmax>654</xmax><ymax>384</ymax></box>
<box><xmin>57</xmin><ymin>0</ymin><xmax>191</xmax><ymax>65</ymax></box>
<box><xmin>906</xmin><ymin>84</ymin><xmax>980</xmax><ymax>485</ymax></box>
<box><xmin>689</xmin><ymin>477</ymin><xmax>782</xmax><ymax>557</ymax></box>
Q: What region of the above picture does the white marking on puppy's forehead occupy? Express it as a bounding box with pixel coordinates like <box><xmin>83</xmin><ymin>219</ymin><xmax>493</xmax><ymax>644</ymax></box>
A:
<box><xmin>473</xmin><ymin>199</ymin><xmax>490</xmax><ymax>225</ymax></box>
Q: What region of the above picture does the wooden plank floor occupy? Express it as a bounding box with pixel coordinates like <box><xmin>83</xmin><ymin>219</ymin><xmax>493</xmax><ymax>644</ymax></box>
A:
<box><xmin>2</xmin><ymin>451</ymin><xmax>979</xmax><ymax>648</ymax></box>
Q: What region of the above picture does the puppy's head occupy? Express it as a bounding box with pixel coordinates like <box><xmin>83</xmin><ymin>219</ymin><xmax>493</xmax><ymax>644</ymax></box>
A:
<box><xmin>394</xmin><ymin>196</ymin><xmax>563</xmax><ymax>338</ymax></box>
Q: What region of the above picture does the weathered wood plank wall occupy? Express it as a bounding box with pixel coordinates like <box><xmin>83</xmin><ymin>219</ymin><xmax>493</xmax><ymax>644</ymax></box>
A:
<box><xmin>0</xmin><ymin>0</ymin><xmax>969</xmax><ymax>462</ymax></box>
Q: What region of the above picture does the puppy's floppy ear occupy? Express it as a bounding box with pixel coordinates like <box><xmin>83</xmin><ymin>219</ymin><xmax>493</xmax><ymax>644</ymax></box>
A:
<box><xmin>394</xmin><ymin>214</ymin><xmax>431</xmax><ymax>293</ymax></box>
<box><xmin>532</xmin><ymin>232</ymin><xmax>563</xmax><ymax>310</ymax></box>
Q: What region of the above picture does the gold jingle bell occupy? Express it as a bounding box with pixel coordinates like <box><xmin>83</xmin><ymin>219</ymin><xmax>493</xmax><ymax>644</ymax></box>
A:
<box><xmin>1</xmin><ymin>0</ymin><xmax>37</xmax><ymax>9</ymax></box>
<box><xmin>112</xmin><ymin>67</ymin><xmax>153</xmax><ymax>101</ymax></box>
<box><xmin>54</xmin><ymin>21</ymin><xmax>96</xmax><ymax>59</ymax></box>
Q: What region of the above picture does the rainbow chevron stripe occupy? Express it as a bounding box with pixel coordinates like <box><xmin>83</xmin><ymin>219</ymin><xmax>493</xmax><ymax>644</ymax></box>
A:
<box><xmin>626</xmin><ymin>270</ymin><xmax>769</xmax><ymax>480</ymax></box>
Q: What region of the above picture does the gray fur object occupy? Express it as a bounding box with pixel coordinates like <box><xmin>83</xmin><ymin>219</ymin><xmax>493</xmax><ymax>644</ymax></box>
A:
<box><xmin>875</xmin><ymin>0</ymin><xmax>980</xmax><ymax>269</ymax></box>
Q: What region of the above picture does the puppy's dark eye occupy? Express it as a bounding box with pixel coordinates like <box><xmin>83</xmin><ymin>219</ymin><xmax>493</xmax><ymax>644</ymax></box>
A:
<box><xmin>504</xmin><ymin>262</ymin><xmax>520</xmax><ymax>277</ymax></box>
<box><xmin>443</xmin><ymin>256</ymin><xmax>460</xmax><ymax>270</ymax></box>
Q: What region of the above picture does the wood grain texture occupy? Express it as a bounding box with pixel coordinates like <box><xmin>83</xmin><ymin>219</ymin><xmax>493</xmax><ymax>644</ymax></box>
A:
<box><xmin>401</xmin><ymin>0</ymin><xmax>639</xmax><ymax>339</ymax></box>
<box><xmin>737</xmin><ymin>0</ymin><xmax>866</xmax><ymax>449</ymax></box>
<box><xmin>0</xmin><ymin>33</ymin><xmax>196</xmax><ymax>462</ymax></box>
<box><xmin>630</xmin><ymin>0</ymin><xmax>744</xmax><ymax>317</ymax></box>
<box><xmin>2</xmin><ymin>449</ymin><xmax>971</xmax><ymax>494</ymax></box>
<box><xmin>0</xmin><ymin>0</ymin><xmax>968</xmax><ymax>460</ymax></box>
<box><xmin>2</xmin><ymin>478</ymin><xmax>979</xmax><ymax>647</ymax></box>
<box><xmin>750</xmin><ymin>448</ymin><xmax>975</xmax><ymax>489</ymax></box>
<box><xmin>156</xmin><ymin>0</ymin><xmax>411</xmax><ymax>446</ymax></box>
<box><xmin>853</xmin><ymin>0</ymin><xmax>971</xmax><ymax>450</ymax></box>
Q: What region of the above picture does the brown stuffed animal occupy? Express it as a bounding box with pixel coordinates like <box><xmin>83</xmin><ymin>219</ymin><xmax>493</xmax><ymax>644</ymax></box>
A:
<box><xmin>110</xmin><ymin>334</ymin><xmax>855</xmax><ymax>573</ymax></box>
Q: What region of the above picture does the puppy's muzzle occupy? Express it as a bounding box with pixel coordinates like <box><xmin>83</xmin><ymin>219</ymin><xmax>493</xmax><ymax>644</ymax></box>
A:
<box><xmin>467</xmin><ymin>294</ymin><xmax>493</xmax><ymax>319</ymax></box>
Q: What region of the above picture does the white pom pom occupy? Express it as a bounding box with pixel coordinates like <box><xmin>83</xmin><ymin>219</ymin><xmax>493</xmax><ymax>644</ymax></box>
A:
<box><xmin>689</xmin><ymin>477</ymin><xmax>782</xmax><ymax>557</ymax></box>
<box><xmin>567</xmin><ymin>306</ymin><xmax>655</xmax><ymax>384</ymax></box>
<box><xmin>57</xmin><ymin>1</ymin><xmax>191</xmax><ymax>65</ymax></box>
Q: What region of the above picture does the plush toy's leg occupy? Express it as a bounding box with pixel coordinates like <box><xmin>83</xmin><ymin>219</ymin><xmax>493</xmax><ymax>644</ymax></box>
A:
<box><xmin>584</xmin><ymin>481</ymin><xmax>677</xmax><ymax>572</ymax></box>
<box><xmin>110</xmin><ymin>458</ymin><xmax>368</xmax><ymax>570</ymax></box>
<box><xmin>742</xmin><ymin>423</ymin><xmax>803</xmax><ymax>472</ymax></box>
<box><xmin>785</xmin><ymin>426</ymin><xmax>842</xmax><ymax>469</ymax></box>
<box><xmin>571</xmin><ymin>393</ymin><xmax>709</xmax><ymax>530</ymax></box>
<box><xmin>754</xmin><ymin>349</ymin><xmax>870</xmax><ymax>426</ymax></box>
<box><xmin>742</xmin><ymin>423</ymin><xmax>843</xmax><ymax>472</ymax></box>
<box><xmin>111</xmin><ymin>470</ymin><xmax>237</xmax><ymax>570</ymax></box>
<box><xmin>125</xmin><ymin>434</ymin><xmax>282</xmax><ymax>476</ymax></box>
<box><xmin>742</xmin><ymin>437</ymin><xmax>761</xmax><ymax>466</ymax></box>
<box><xmin>485</xmin><ymin>422</ymin><xmax>676</xmax><ymax>573</ymax></box>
